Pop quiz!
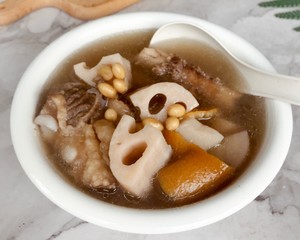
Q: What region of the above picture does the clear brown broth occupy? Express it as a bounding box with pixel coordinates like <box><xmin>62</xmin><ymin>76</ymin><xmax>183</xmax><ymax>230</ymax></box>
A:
<box><xmin>39</xmin><ymin>29</ymin><xmax>266</xmax><ymax>209</ymax></box>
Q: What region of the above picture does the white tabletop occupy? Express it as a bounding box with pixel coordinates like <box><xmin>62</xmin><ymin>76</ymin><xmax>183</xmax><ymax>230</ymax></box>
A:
<box><xmin>1</xmin><ymin>0</ymin><xmax>300</xmax><ymax>239</ymax></box>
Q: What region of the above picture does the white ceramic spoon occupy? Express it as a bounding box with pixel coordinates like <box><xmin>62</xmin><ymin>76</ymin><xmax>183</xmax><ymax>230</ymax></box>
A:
<box><xmin>150</xmin><ymin>22</ymin><xmax>300</xmax><ymax>105</ymax></box>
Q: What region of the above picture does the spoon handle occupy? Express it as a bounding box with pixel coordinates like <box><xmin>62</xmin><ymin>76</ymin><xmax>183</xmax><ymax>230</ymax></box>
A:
<box><xmin>236</xmin><ymin>61</ymin><xmax>300</xmax><ymax>105</ymax></box>
<box><xmin>150</xmin><ymin>22</ymin><xmax>300</xmax><ymax>106</ymax></box>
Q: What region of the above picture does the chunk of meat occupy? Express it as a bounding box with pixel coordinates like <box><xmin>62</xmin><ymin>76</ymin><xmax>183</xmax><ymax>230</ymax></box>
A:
<box><xmin>58</xmin><ymin>123</ymin><xmax>117</xmax><ymax>189</ymax></box>
<box><xmin>107</xmin><ymin>98</ymin><xmax>134</xmax><ymax>121</ymax></box>
<box><xmin>82</xmin><ymin>124</ymin><xmax>116</xmax><ymax>188</ymax></box>
<box><xmin>136</xmin><ymin>48</ymin><xmax>242</xmax><ymax>110</ymax></box>
<box><xmin>61</xmin><ymin>82</ymin><xmax>106</xmax><ymax>127</ymax></box>
<box><xmin>35</xmin><ymin>83</ymin><xmax>116</xmax><ymax>189</ymax></box>
<box><xmin>135</xmin><ymin>47</ymin><xmax>168</xmax><ymax>67</ymax></box>
<box><xmin>93</xmin><ymin>119</ymin><xmax>115</xmax><ymax>165</ymax></box>
<box><xmin>39</xmin><ymin>82</ymin><xmax>106</xmax><ymax>128</ymax></box>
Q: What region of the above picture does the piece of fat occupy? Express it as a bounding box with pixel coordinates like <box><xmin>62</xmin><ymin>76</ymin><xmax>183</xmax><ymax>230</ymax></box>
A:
<box><xmin>130</xmin><ymin>82</ymin><xmax>199</xmax><ymax>122</ymax></box>
<box><xmin>209</xmin><ymin>130</ymin><xmax>250</xmax><ymax>168</ymax></box>
<box><xmin>176</xmin><ymin>118</ymin><xmax>223</xmax><ymax>151</ymax></box>
<box><xmin>109</xmin><ymin>115</ymin><xmax>172</xmax><ymax>197</ymax></box>
<box><xmin>34</xmin><ymin>114</ymin><xmax>58</xmax><ymax>132</ymax></box>
<box><xmin>74</xmin><ymin>53</ymin><xmax>132</xmax><ymax>88</ymax></box>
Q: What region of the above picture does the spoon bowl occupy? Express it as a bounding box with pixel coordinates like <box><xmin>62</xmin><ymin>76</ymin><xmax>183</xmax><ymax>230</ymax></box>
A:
<box><xmin>150</xmin><ymin>22</ymin><xmax>300</xmax><ymax>105</ymax></box>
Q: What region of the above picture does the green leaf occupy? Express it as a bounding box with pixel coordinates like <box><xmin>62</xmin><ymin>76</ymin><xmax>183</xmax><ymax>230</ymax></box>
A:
<box><xmin>259</xmin><ymin>0</ymin><xmax>300</xmax><ymax>8</ymax></box>
<box><xmin>293</xmin><ymin>25</ymin><xmax>300</xmax><ymax>31</ymax></box>
<box><xmin>259</xmin><ymin>0</ymin><xmax>300</xmax><ymax>31</ymax></box>
<box><xmin>275</xmin><ymin>10</ymin><xmax>300</xmax><ymax>19</ymax></box>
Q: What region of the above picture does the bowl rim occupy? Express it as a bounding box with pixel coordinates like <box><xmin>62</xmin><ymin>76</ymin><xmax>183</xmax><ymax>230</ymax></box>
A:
<box><xmin>10</xmin><ymin>12</ymin><xmax>293</xmax><ymax>234</ymax></box>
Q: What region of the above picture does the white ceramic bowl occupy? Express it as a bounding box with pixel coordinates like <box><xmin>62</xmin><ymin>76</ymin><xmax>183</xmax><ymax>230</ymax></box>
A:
<box><xmin>10</xmin><ymin>12</ymin><xmax>293</xmax><ymax>234</ymax></box>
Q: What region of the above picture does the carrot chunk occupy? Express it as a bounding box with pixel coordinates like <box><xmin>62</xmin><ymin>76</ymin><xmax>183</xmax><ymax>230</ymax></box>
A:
<box><xmin>162</xmin><ymin>129</ymin><xmax>192</xmax><ymax>156</ymax></box>
<box><xmin>158</xmin><ymin>130</ymin><xmax>234</xmax><ymax>202</ymax></box>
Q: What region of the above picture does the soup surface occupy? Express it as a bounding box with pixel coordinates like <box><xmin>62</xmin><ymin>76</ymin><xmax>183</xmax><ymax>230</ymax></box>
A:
<box><xmin>35</xmin><ymin>30</ymin><xmax>266</xmax><ymax>209</ymax></box>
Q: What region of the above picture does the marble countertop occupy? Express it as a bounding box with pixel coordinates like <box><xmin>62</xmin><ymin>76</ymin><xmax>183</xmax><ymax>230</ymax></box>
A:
<box><xmin>1</xmin><ymin>0</ymin><xmax>300</xmax><ymax>239</ymax></box>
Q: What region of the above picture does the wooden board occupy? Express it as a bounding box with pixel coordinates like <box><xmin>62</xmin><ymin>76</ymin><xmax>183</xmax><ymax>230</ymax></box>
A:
<box><xmin>0</xmin><ymin>0</ymin><xmax>139</xmax><ymax>26</ymax></box>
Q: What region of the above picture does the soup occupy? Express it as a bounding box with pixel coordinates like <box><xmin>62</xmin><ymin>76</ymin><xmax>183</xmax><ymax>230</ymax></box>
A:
<box><xmin>34</xmin><ymin>30</ymin><xmax>265</xmax><ymax>209</ymax></box>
